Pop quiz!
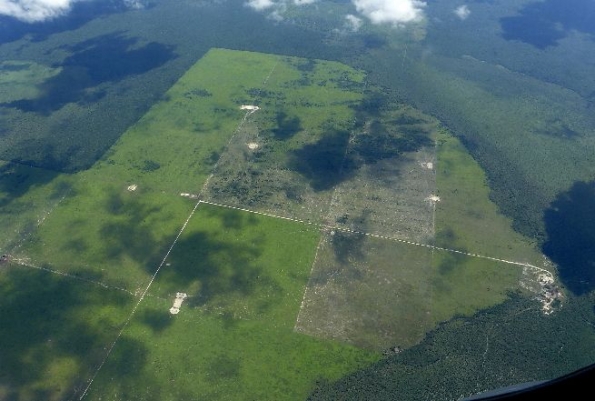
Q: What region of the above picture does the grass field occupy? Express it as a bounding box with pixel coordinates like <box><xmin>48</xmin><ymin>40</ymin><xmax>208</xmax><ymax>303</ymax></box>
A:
<box><xmin>14</xmin><ymin>49</ymin><xmax>283</xmax><ymax>291</ymax></box>
<box><xmin>434</xmin><ymin>129</ymin><xmax>545</xmax><ymax>266</ymax></box>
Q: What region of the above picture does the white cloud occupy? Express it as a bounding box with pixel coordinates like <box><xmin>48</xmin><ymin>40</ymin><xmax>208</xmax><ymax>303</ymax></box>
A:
<box><xmin>0</xmin><ymin>0</ymin><xmax>147</xmax><ymax>23</ymax></box>
<box><xmin>245</xmin><ymin>0</ymin><xmax>319</xmax><ymax>21</ymax></box>
<box><xmin>268</xmin><ymin>8</ymin><xmax>284</xmax><ymax>21</ymax></box>
<box><xmin>345</xmin><ymin>14</ymin><xmax>363</xmax><ymax>32</ymax></box>
<box><xmin>246</xmin><ymin>0</ymin><xmax>277</xmax><ymax>11</ymax></box>
<box><xmin>0</xmin><ymin>0</ymin><xmax>80</xmax><ymax>22</ymax></box>
<box><xmin>454</xmin><ymin>5</ymin><xmax>470</xmax><ymax>20</ymax></box>
<box><xmin>123</xmin><ymin>0</ymin><xmax>146</xmax><ymax>10</ymax></box>
<box><xmin>352</xmin><ymin>0</ymin><xmax>426</xmax><ymax>25</ymax></box>
<box><xmin>245</xmin><ymin>0</ymin><xmax>318</xmax><ymax>12</ymax></box>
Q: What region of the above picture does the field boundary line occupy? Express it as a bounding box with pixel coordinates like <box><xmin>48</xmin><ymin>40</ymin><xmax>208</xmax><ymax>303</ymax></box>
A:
<box><xmin>8</xmin><ymin>257</ymin><xmax>171</xmax><ymax>303</ymax></box>
<box><xmin>197</xmin><ymin>198</ymin><xmax>546</xmax><ymax>271</ymax></box>
<box><xmin>10</xmin><ymin>257</ymin><xmax>135</xmax><ymax>296</ymax></box>
<box><xmin>294</xmin><ymin>230</ymin><xmax>326</xmax><ymax>332</ymax></box>
<box><xmin>78</xmin><ymin>195</ymin><xmax>203</xmax><ymax>400</ymax></box>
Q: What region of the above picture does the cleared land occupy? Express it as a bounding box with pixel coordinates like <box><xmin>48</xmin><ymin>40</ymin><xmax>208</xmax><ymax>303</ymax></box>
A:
<box><xmin>296</xmin><ymin>231</ymin><xmax>435</xmax><ymax>350</ymax></box>
<box><xmin>327</xmin><ymin>104</ymin><xmax>438</xmax><ymax>243</ymax></box>
<box><xmin>0</xmin><ymin>48</ymin><xmax>552</xmax><ymax>399</ymax></box>
<box><xmin>295</xmin><ymin>231</ymin><xmax>525</xmax><ymax>350</ymax></box>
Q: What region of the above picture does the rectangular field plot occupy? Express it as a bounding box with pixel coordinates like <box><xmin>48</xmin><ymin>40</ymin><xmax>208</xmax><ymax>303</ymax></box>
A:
<box><xmin>295</xmin><ymin>232</ymin><xmax>525</xmax><ymax>351</ymax></box>
<box><xmin>329</xmin><ymin>146</ymin><xmax>436</xmax><ymax>243</ymax></box>
<box><xmin>83</xmin><ymin>203</ymin><xmax>379</xmax><ymax>401</ymax></box>
<box><xmin>203</xmin><ymin>55</ymin><xmax>366</xmax><ymax>224</ymax></box>
<box><xmin>295</xmin><ymin>232</ymin><xmax>435</xmax><ymax>350</ymax></box>
<box><xmin>0</xmin><ymin>265</ymin><xmax>135</xmax><ymax>401</ymax></box>
<box><xmin>148</xmin><ymin>202</ymin><xmax>321</xmax><ymax>314</ymax></box>
<box><xmin>324</xmin><ymin>102</ymin><xmax>439</xmax><ymax>243</ymax></box>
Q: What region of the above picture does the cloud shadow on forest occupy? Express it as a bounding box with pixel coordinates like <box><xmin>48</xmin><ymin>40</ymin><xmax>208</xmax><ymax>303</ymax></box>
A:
<box><xmin>0</xmin><ymin>1</ymin><xmax>140</xmax><ymax>45</ymax></box>
<box><xmin>500</xmin><ymin>0</ymin><xmax>595</xmax><ymax>49</ymax></box>
<box><xmin>542</xmin><ymin>180</ymin><xmax>595</xmax><ymax>295</ymax></box>
<box><xmin>3</xmin><ymin>33</ymin><xmax>176</xmax><ymax>114</ymax></box>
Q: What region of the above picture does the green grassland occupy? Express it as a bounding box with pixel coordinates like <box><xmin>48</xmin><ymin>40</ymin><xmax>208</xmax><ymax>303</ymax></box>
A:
<box><xmin>429</xmin><ymin>128</ymin><xmax>545</xmax><ymax>324</ymax></box>
<box><xmin>429</xmin><ymin>252</ymin><xmax>522</xmax><ymax>323</ymax></box>
<box><xmin>84</xmin><ymin>204</ymin><xmax>379</xmax><ymax>401</ymax></box>
<box><xmin>434</xmin><ymin>129</ymin><xmax>545</xmax><ymax>266</ymax></box>
<box><xmin>1</xmin><ymin>49</ymin><xmax>378</xmax><ymax>399</ymax></box>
